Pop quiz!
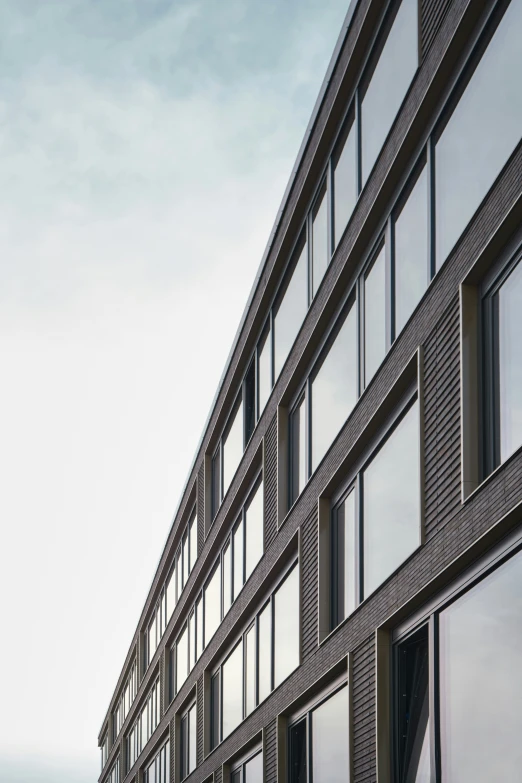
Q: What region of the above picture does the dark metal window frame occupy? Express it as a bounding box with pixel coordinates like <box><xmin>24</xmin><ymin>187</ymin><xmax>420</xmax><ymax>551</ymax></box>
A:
<box><xmin>230</xmin><ymin>747</ymin><xmax>264</xmax><ymax>782</ymax></box>
<box><xmin>143</xmin><ymin>738</ymin><xmax>169</xmax><ymax>783</ymax></box>
<box><xmin>113</xmin><ymin>657</ymin><xmax>138</xmax><ymax>742</ymax></box>
<box><xmin>391</xmin><ymin>523</ymin><xmax>522</xmax><ymax>782</ymax></box>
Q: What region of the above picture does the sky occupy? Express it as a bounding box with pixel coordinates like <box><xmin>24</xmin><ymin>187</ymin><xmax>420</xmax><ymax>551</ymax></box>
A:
<box><xmin>0</xmin><ymin>1</ymin><xmax>349</xmax><ymax>780</ymax></box>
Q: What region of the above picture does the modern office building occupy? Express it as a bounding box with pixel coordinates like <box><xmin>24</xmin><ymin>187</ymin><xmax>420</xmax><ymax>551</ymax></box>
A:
<box><xmin>98</xmin><ymin>0</ymin><xmax>522</xmax><ymax>780</ymax></box>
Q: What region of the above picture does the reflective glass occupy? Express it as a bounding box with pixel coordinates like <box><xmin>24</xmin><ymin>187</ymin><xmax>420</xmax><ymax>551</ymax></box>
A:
<box><xmin>212</xmin><ymin>448</ymin><xmax>221</xmax><ymax>517</ymax></box>
<box><xmin>274</xmin><ymin>240</ymin><xmax>308</xmax><ymax>379</ymax></box>
<box><xmin>189</xmin><ymin>704</ymin><xmax>197</xmax><ymax>774</ymax></box>
<box><xmin>204</xmin><ymin>560</ymin><xmax>222</xmax><ymax>646</ymax></box>
<box><xmin>189</xmin><ymin>512</ymin><xmax>197</xmax><ymax>572</ymax></box>
<box><xmin>289</xmin><ymin>720</ymin><xmax>307</xmax><ymax>783</ymax></box>
<box><xmin>439</xmin><ymin>549</ymin><xmax>522</xmax><ymax>780</ymax></box>
<box><xmin>182</xmin><ymin>531</ymin><xmax>189</xmax><ymax>588</ymax></box>
<box><xmin>188</xmin><ymin>611</ymin><xmax>195</xmax><ymax>670</ymax></box>
<box><xmin>258</xmin><ymin>324</ymin><xmax>272</xmax><ymax>415</ymax></box>
<box><xmin>397</xmin><ymin>625</ymin><xmax>430</xmax><ymax>783</ymax></box>
<box><xmin>361</xmin><ymin>0</ymin><xmax>418</xmax><ymax>183</ymax></box>
<box><xmin>312</xmin><ymin>687</ymin><xmax>349</xmax><ymax>783</ymax></box>
<box><xmin>223</xmin><ymin>542</ymin><xmax>232</xmax><ymax>616</ymax></box>
<box><xmin>148</xmin><ymin>616</ymin><xmax>157</xmax><ymax>662</ymax></box>
<box><xmin>245</xmin><ymin>359</ymin><xmax>256</xmax><ymax>443</ymax></box>
<box><xmin>245</xmin><ymin>482</ymin><xmax>264</xmax><ymax>580</ymax></box>
<box><xmin>211</xmin><ymin>673</ymin><xmax>220</xmax><ymax>749</ymax></box>
<box><xmin>311</xmin><ymin>300</ymin><xmax>357</xmax><ymax>470</ymax></box>
<box><xmin>334</xmin><ymin>114</ymin><xmax>357</xmax><ymax>247</ymax></box>
<box><xmin>394</xmin><ymin>165</ymin><xmax>428</xmax><ymax>335</ymax></box>
<box><xmin>363</xmin><ymin>401</ymin><xmax>420</xmax><ymax>597</ymax></box>
<box><xmin>244</xmin><ymin>752</ymin><xmax>263</xmax><ymax>783</ymax></box>
<box><xmin>223</xmin><ymin>397</ymin><xmax>244</xmax><ymax>497</ymax></box>
<box><xmin>274</xmin><ymin>565</ymin><xmax>300</xmax><ymax>687</ymax></box>
<box><xmin>290</xmin><ymin>396</ymin><xmax>307</xmax><ymax>505</ymax></box>
<box><xmin>245</xmin><ymin>624</ymin><xmax>256</xmax><ymax>716</ymax></box>
<box><xmin>222</xmin><ymin>640</ymin><xmax>244</xmax><ymax>739</ymax></box>
<box><xmin>332</xmin><ymin>488</ymin><xmax>357</xmax><ymax>627</ymax></box>
<box><xmin>233</xmin><ymin>517</ymin><xmax>244</xmax><ymax>600</ymax></box>
<box><xmin>176</xmin><ymin>625</ymin><xmax>188</xmax><ymax>693</ymax></box>
<box><xmin>176</xmin><ymin>548</ymin><xmax>182</xmax><ymax>601</ymax></box>
<box><xmin>311</xmin><ymin>184</ymin><xmax>328</xmax><ymax>298</ymax></box>
<box><xmin>180</xmin><ymin>715</ymin><xmax>188</xmax><ymax>780</ymax></box>
<box><xmin>364</xmin><ymin>245</ymin><xmax>386</xmax><ymax>386</ymax></box>
<box><xmin>436</xmin><ymin>0</ymin><xmax>522</xmax><ymax>267</ymax></box>
<box><xmin>497</xmin><ymin>260</ymin><xmax>522</xmax><ymax>463</ymax></box>
<box><xmin>196</xmin><ymin>595</ymin><xmax>203</xmax><ymax>659</ymax></box>
<box><xmin>258</xmin><ymin>603</ymin><xmax>272</xmax><ymax>702</ymax></box>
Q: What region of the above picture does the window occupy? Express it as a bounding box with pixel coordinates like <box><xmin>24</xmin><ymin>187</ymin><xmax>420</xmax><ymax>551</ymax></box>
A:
<box><xmin>257</xmin><ymin>322</ymin><xmax>272</xmax><ymax>415</ymax></box>
<box><xmin>244</xmin><ymin>480</ymin><xmax>264</xmax><ymax>580</ymax></box>
<box><xmin>311</xmin><ymin>181</ymin><xmax>329</xmax><ymax>298</ymax></box>
<box><xmin>113</xmin><ymin>660</ymin><xmax>137</xmax><ymax>740</ymax></box>
<box><xmin>223</xmin><ymin>396</ymin><xmax>244</xmax><ymax>497</ymax></box>
<box><xmin>127</xmin><ymin>678</ymin><xmax>161</xmax><ymax>770</ymax></box>
<box><xmin>331</xmin><ymin>397</ymin><xmax>420</xmax><ymax>629</ymax></box>
<box><xmin>483</xmin><ymin>252</ymin><xmax>522</xmax><ymax>473</ymax></box>
<box><xmin>361</xmin><ymin>0</ymin><xmax>418</xmax><ymax>184</ymax></box>
<box><xmin>231</xmin><ymin>750</ymin><xmax>263</xmax><ymax>783</ymax></box>
<box><xmin>274</xmin><ymin>237</ymin><xmax>308</xmax><ymax>380</ymax></box>
<box><xmin>211</xmin><ymin>562</ymin><xmax>300</xmax><ymax>749</ymax></box>
<box><xmin>363</xmin><ymin>244</ymin><xmax>386</xmax><ymax>386</ymax></box>
<box><xmin>288</xmin><ymin>685</ymin><xmax>349</xmax><ymax>783</ymax></box>
<box><xmin>333</xmin><ymin>109</ymin><xmax>357</xmax><ymax>247</ymax></box>
<box><xmin>289</xmin><ymin>395</ymin><xmax>307</xmax><ymax>507</ymax></box>
<box><xmin>204</xmin><ymin>559</ymin><xmax>221</xmax><ymax>647</ymax></box>
<box><xmin>176</xmin><ymin>625</ymin><xmax>188</xmax><ymax>695</ymax></box>
<box><xmin>180</xmin><ymin>703</ymin><xmax>197</xmax><ymax>780</ymax></box>
<box><xmin>144</xmin><ymin>740</ymin><xmax>170</xmax><ymax>783</ymax></box>
<box><xmin>393</xmin><ymin>540</ymin><xmax>522</xmax><ymax>781</ymax></box>
<box><xmin>435</xmin><ymin>0</ymin><xmax>522</xmax><ymax>269</ymax></box>
<box><xmin>100</xmin><ymin>733</ymin><xmax>108</xmax><ymax>770</ymax></box>
<box><xmin>107</xmin><ymin>759</ymin><xmax>120</xmax><ymax>783</ymax></box>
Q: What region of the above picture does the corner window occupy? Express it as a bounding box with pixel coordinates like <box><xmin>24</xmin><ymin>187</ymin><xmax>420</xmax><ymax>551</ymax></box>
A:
<box><xmin>180</xmin><ymin>702</ymin><xmax>197</xmax><ymax>780</ymax></box>
<box><xmin>288</xmin><ymin>685</ymin><xmax>349</xmax><ymax>783</ymax></box>
<box><xmin>231</xmin><ymin>750</ymin><xmax>263</xmax><ymax>783</ymax></box>
<box><xmin>393</xmin><ymin>542</ymin><xmax>522</xmax><ymax>781</ymax></box>
<box><xmin>483</xmin><ymin>253</ymin><xmax>522</xmax><ymax>473</ymax></box>
<box><xmin>211</xmin><ymin>562</ymin><xmax>300</xmax><ymax>749</ymax></box>
<box><xmin>331</xmin><ymin>397</ymin><xmax>420</xmax><ymax>629</ymax></box>
<box><xmin>144</xmin><ymin>740</ymin><xmax>169</xmax><ymax>783</ymax></box>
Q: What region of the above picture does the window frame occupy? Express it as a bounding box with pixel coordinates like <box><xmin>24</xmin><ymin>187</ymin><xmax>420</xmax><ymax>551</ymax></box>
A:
<box><xmin>180</xmin><ymin>700</ymin><xmax>197</xmax><ymax>781</ymax></box>
<box><xmin>230</xmin><ymin>747</ymin><xmax>264</xmax><ymax>783</ymax></box>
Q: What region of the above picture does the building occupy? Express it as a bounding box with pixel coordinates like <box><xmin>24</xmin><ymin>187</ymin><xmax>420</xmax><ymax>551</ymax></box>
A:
<box><xmin>98</xmin><ymin>0</ymin><xmax>522</xmax><ymax>780</ymax></box>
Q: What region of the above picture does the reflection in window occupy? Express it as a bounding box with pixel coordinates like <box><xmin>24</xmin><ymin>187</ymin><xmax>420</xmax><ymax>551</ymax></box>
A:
<box><xmin>311</xmin><ymin>183</ymin><xmax>329</xmax><ymax>298</ymax></box>
<box><xmin>396</xmin><ymin>625</ymin><xmax>430</xmax><ymax>783</ymax></box>
<box><xmin>290</xmin><ymin>395</ymin><xmax>307</xmax><ymax>507</ymax></box>
<box><xmin>361</xmin><ymin>0</ymin><xmax>418</xmax><ymax>184</ymax></box>
<box><xmin>204</xmin><ymin>560</ymin><xmax>221</xmax><ymax>646</ymax></box>
<box><xmin>394</xmin><ymin>164</ymin><xmax>428</xmax><ymax>335</ymax></box>
<box><xmin>495</xmin><ymin>259</ymin><xmax>522</xmax><ymax>465</ymax></box>
<box><xmin>435</xmin><ymin>1</ymin><xmax>522</xmax><ymax>268</ymax></box>
<box><xmin>331</xmin><ymin>489</ymin><xmax>357</xmax><ymax>627</ymax></box>
<box><xmin>180</xmin><ymin>704</ymin><xmax>197</xmax><ymax>780</ymax></box>
<box><xmin>223</xmin><ymin>397</ymin><xmax>244</xmax><ymax>497</ymax></box>
<box><xmin>333</xmin><ymin>112</ymin><xmax>357</xmax><ymax>247</ymax></box>
<box><xmin>222</xmin><ymin>641</ymin><xmax>244</xmax><ymax>739</ymax></box>
<box><xmin>363</xmin><ymin>400</ymin><xmax>420</xmax><ymax>597</ymax></box>
<box><xmin>311</xmin><ymin>299</ymin><xmax>358</xmax><ymax>471</ymax></box>
<box><xmin>274</xmin><ymin>239</ymin><xmax>308</xmax><ymax>379</ymax></box>
<box><xmin>274</xmin><ymin>564</ymin><xmax>300</xmax><ymax>688</ymax></box>
<box><xmin>364</xmin><ymin>245</ymin><xmax>386</xmax><ymax>386</ymax></box>
<box><xmin>232</xmin><ymin>751</ymin><xmax>263</xmax><ymax>783</ymax></box>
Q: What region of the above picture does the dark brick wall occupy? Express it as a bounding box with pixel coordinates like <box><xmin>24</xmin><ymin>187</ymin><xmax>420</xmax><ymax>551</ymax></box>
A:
<box><xmin>353</xmin><ymin>637</ymin><xmax>376</xmax><ymax>783</ymax></box>
<box><xmin>421</xmin><ymin>0</ymin><xmax>454</xmax><ymax>58</ymax></box>
<box><xmin>301</xmin><ymin>507</ymin><xmax>319</xmax><ymax>663</ymax></box>
<box><xmin>264</xmin><ymin>720</ymin><xmax>277</xmax><ymax>782</ymax></box>
<box><xmin>264</xmin><ymin>415</ymin><xmax>278</xmax><ymax>550</ymax></box>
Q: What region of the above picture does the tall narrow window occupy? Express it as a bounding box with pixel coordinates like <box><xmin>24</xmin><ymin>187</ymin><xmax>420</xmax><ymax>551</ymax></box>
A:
<box><xmin>290</xmin><ymin>395</ymin><xmax>307</xmax><ymax>506</ymax></box>
<box><xmin>435</xmin><ymin>0</ymin><xmax>522</xmax><ymax>268</ymax></box>
<box><xmin>333</xmin><ymin>110</ymin><xmax>357</xmax><ymax>247</ymax></box>
<box><xmin>204</xmin><ymin>560</ymin><xmax>221</xmax><ymax>647</ymax></box>
<box><xmin>223</xmin><ymin>541</ymin><xmax>232</xmax><ymax>616</ymax></box>
<box><xmin>245</xmin><ymin>481</ymin><xmax>264</xmax><ymax>580</ymax></box>
<box><xmin>311</xmin><ymin>182</ymin><xmax>328</xmax><ymax>298</ymax></box>
<box><xmin>223</xmin><ymin>396</ymin><xmax>244</xmax><ymax>497</ymax></box>
<box><xmin>396</xmin><ymin>625</ymin><xmax>430</xmax><ymax>783</ymax></box>
<box><xmin>331</xmin><ymin>488</ymin><xmax>357</xmax><ymax>627</ymax></box>
<box><xmin>257</xmin><ymin>323</ymin><xmax>272</xmax><ymax>415</ymax></box>
<box><xmin>222</xmin><ymin>640</ymin><xmax>244</xmax><ymax>740</ymax></box>
<box><xmin>244</xmin><ymin>359</ymin><xmax>256</xmax><ymax>444</ymax></box>
<box><xmin>176</xmin><ymin>625</ymin><xmax>188</xmax><ymax>694</ymax></box>
<box><xmin>233</xmin><ymin>515</ymin><xmax>244</xmax><ymax>601</ymax></box>
<box><xmin>289</xmin><ymin>719</ymin><xmax>307</xmax><ymax>783</ymax></box>
<box><xmin>274</xmin><ymin>238</ymin><xmax>308</xmax><ymax>379</ymax></box>
<box><xmin>364</xmin><ymin>244</ymin><xmax>386</xmax><ymax>386</ymax></box>
<box><xmin>273</xmin><ymin>564</ymin><xmax>300</xmax><ymax>688</ymax></box>
<box><xmin>245</xmin><ymin>623</ymin><xmax>256</xmax><ymax>716</ymax></box>
<box><xmin>257</xmin><ymin>602</ymin><xmax>272</xmax><ymax>703</ymax></box>
<box><xmin>211</xmin><ymin>672</ymin><xmax>220</xmax><ymax>750</ymax></box>
<box><xmin>195</xmin><ymin>595</ymin><xmax>203</xmax><ymax>660</ymax></box>
<box><xmin>361</xmin><ymin>0</ymin><xmax>418</xmax><ymax>184</ymax></box>
<box><xmin>180</xmin><ymin>703</ymin><xmax>197</xmax><ymax>780</ymax></box>
<box><xmin>189</xmin><ymin>511</ymin><xmax>197</xmax><ymax>572</ymax></box>
<box><xmin>212</xmin><ymin>447</ymin><xmax>221</xmax><ymax>519</ymax></box>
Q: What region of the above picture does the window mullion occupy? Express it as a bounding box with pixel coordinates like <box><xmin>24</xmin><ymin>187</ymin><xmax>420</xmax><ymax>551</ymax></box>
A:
<box><xmin>356</xmin><ymin>473</ymin><xmax>363</xmax><ymax>606</ymax></box>
<box><xmin>428</xmin><ymin>613</ymin><xmax>440</xmax><ymax>782</ymax></box>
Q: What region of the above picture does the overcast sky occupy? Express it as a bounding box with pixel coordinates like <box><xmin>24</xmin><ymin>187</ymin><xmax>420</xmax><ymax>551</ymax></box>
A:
<box><xmin>0</xmin><ymin>1</ymin><xmax>348</xmax><ymax>780</ymax></box>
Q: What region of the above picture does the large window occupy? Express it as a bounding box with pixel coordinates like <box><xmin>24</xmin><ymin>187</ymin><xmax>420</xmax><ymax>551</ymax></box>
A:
<box><xmin>435</xmin><ymin>0</ymin><xmax>522</xmax><ymax>269</ymax></box>
<box><xmin>274</xmin><ymin>237</ymin><xmax>309</xmax><ymax>379</ymax></box>
<box><xmin>180</xmin><ymin>702</ymin><xmax>197</xmax><ymax>780</ymax></box>
<box><xmin>113</xmin><ymin>659</ymin><xmax>138</xmax><ymax>740</ymax></box>
<box><xmin>331</xmin><ymin>398</ymin><xmax>420</xmax><ymax>629</ymax></box>
<box><xmin>288</xmin><ymin>684</ymin><xmax>349</xmax><ymax>783</ymax></box>
<box><xmin>127</xmin><ymin>678</ymin><xmax>161</xmax><ymax>771</ymax></box>
<box><xmin>231</xmin><ymin>750</ymin><xmax>263</xmax><ymax>783</ymax></box>
<box><xmin>393</xmin><ymin>540</ymin><xmax>522</xmax><ymax>781</ymax></box>
<box><xmin>143</xmin><ymin>740</ymin><xmax>170</xmax><ymax>783</ymax></box>
<box><xmin>483</xmin><ymin>252</ymin><xmax>522</xmax><ymax>473</ymax></box>
<box><xmin>211</xmin><ymin>562</ymin><xmax>300</xmax><ymax>749</ymax></box>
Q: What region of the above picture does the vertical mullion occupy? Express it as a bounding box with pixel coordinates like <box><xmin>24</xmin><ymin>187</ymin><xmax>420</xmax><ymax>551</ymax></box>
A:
<box><xmin>308</xmin><ymin>713</ymin><xmax>313</xmax><ymax>783</ymax></box>
<box><xmin>327</xmin><ymin>159</ymin><xmax>334</xmax><ymax>261</ymax></box>
<box><xmin>429</xmin><ymin>614</ymin><xmax>441</xmax><ymax>782</ymax></box>
<box><xmin>357</xmin><ymin>276</ymin><xmax>364</xmax><ymax>397</ymax></box>
<box><xmin>427</xmin><ymin>137</ymin><xmax>436</xmax><ymax>282</ymax></box>
<box><xmin>355</xmin><ymin>87</ymin><xmax>362</xmax><ymax>197</ymax></box>
<box><xmin>307</xmin><ymin>215</ymin><xmax>313</xmax><ymax>308</ymax></box>
<box><xmin>306</xmin><ymin>378</ymin><xmax>312</xmax><ymax>480</ymax></box>
<box><xmin>356</xmin><ymin>473</ymin><xmax>364</xmax><ymax>605</ymax></box>
<box><xmin>270</xmin><ymin>594</ymin><xmax>275</xmax><ymax>693</ymax></box>
<box><xmin>491</xmin><ymin>293</ymin><xmax>501</xmax><ymax>471</ymax></box>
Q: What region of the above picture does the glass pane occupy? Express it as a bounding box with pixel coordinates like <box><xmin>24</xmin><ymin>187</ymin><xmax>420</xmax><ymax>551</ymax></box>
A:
<box><xmin>258</xmin><ymin>324</ymin><xmax>272</xmax><ymax>415</ymax></box>
<box><xmin>258</xmin><ymin>603</ymin><xmax>272</xmax><ymax>703</ymax></box>
<box><xmin>394</xmin><ymin>165</ymin><xmax>428</xmax><ymax>335</ymax></box>
<box><xmin>312</xmin><ymin>686</ymin><xmax>349</xmax><ymax>783</ymax></box>
<box><xmin>289</xmin><ymin>719</ymin><xmax>307</xmax><ymax>783</ymax></box>
<box><xmin>182</xmin><ymin>531</ymin><xmax>189</xmax><ymax>588</ymax></box>
<box><xmin>223</xmin><ymin>542</ymin><xmax>232</xmax><ymax>616</ymax></box>
<box><xmin>189</xmin><ymin>512</ymin><xmax>197</xmax><ymax>572</ymax></box>
<box><xmin>311</xmin><ymin>184</ymin><xmax>328</xmax><ymax>298</ymax></box>
<box><xmin>334</xmin><ymin>114</ymin><xmax>357</xmax><ymax>247</ymax></box>
<box><xmin>498</xmin><ymin>260</ymin><xmax>522</xmax><ymax>463</ymax></box>
<box><xmin>397</xmin><ymin>625</ymin><xmax>430</xmax><ymax>783</ymax></box>
<box><xmin>290</xmin><ymin>396</ymin><xmax>307</xmax><ymax>505</ymax></box>
<box><xmin>274</xmin><ymin>239</ymin><xmax>308</xmax><ymax>379</ymax></box>
<box><xmin>311</xmin><ymin>300</ymin><xmax>358</xmax><ymax>470</ymax></box>
<box><xmin>363</xmin><ymin>401</ymin><xmax>420</xmax><ymax>597</ymax></box>
<box><xmin>188</xmin><ymin>611</ymin><xmax>195</xmax><ymax>670</ymax></box>
<box><xmin>148</xmin><ymin>617</ymin><xmax>157</xmax><ymax>662</ymax></box>
<box><xmin>180</xmin><ymin>715</ymin><xmax>188</xmax><ymax>780</ymax></box>
<box><xmin>439</xmin><ymin>549</ymin><xmax>522</xmax><ymax>780</ymax></box>
<box><xmin>244</xmin><ymin>751</ymin><xmax>263</xmax><ymax>783</ymax></box>
<box><xmin>204</xmin><ymin>560</ymin><xmax>222</xmax><ymax>646</ymax></box>
<box><xmin>332</xmin><ymin>489</ymin><xmax>357</xmax><ymax>627</ymax></box>
<box><xmin>212</xmin><ymin>448</ymin><xmax>221</xmax><ymax>518</ymax></box>
<box><xmin>176</xmin><ymin>549</ymin><xmax>182</xmax><ymax>601</ymax></box>
<box><xmin>245</xmin><ymin>359</ymin><xmax>256</xmax><ymax>443</ymax></box>
<box><xmin>176</xmin><ymin>625</ymin><xmax>188</xmax><ymax>694</ymax></box>
<box><xmin>233</xmin><ymin>517</ymin><xmax>244</xmax><ymax>601</ymax></box>
<box><xmin>245</xmin><ymin>624</ymin><xmax>256</xmax><ymax>716</ymax></box>
<box><xmin>222</xmin><ymin>640</ymin><xmax>244</xmax><ymax>740</ymax></box>
<box><xmin>274</xmin><ymin>565</ymin><xmax>300</xmax><ymax>688</ymax></box>
<box><xmin>223</xmin><ymin>397</ymin><xmax>244</xmax><ymax>497</ymax></box>
<box><xmin>245</xmin><ymin>482</ymin><xmax>264</xmax><ymax>580</ymax></box>
<box><xmin>435</xmin><ymin>1</ymin><xmax>522</xmax><ymax>268</ymax></box>
<box><xmin>364</xmin><ymin>245</ymin><xmax>386</xmax><ymax>386</ymax></box>
<box><xmin>361</xmin><ymin>0</ymin><xmax>418</xmax><ymax>183</ymax></box>
<box><xmin>196</xmin><ymin>596</ymin><xmax>203</xmax><ymax>659</ymax></box>
<box><xmin>189</xmin><ymin>704</ymin><xmax>197</xmax><ymax>773</ymax></box>
<box><xmin>211</xmin><ymin>673</ymin><xmax>220</xmax><ymax>750</ymax></box>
